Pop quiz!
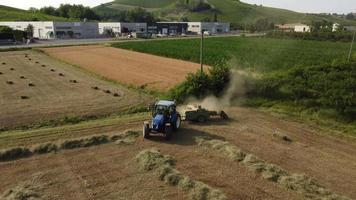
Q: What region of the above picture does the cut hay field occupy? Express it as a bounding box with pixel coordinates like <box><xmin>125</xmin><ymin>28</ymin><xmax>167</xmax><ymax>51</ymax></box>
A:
<box><xmin>42</xmin><ymin>45</ymin><xmax>201</xmax><ymax>91</ymax></box>
<box><xmin>113</xmin><ymin>37</ymin><xmax>355</xmax><ymax>72</ymax></box>
<box><xmin>0</xmin><ymin>50</ymin><xmax>150</xmax><ymax>130</ymax></box>
<box><xmin>1</xmin><ymin>107</ymin><xmax>356</xmax><ymax>199</ymax></box>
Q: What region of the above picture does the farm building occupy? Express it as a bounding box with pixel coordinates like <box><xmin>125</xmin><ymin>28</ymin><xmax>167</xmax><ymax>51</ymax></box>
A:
<box><xmin>187</xmin><ymin>22</ymin><xmax>230</xmax><ymax>34</ymax></box>
<box><xmin>0</xmin><ymin>21</ymin><xmax>99</xmax><ymax>39</ymax></box>
<box><xmin>276</xmin><ymin>23</ymin><xmax>301</xmax><ymax>32</ymax></box>
<box><xmin>294</xmin><ymin>24</ymin><xmax>311</xmax><ymax>33</ymax></box>
<box><xmin>98</xmin><ymin>22</ymin><xmax>147</xmax><ymax>36</ymax></box>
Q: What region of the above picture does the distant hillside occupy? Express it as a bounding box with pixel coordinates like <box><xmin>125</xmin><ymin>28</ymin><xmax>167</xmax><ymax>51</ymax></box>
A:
<box><xmin>94</xmin><ymin>0</ymin><xmax>356</xmax><ymax>27</ymax></box>
<box><xmin>0</xmin><ymin>5</ymin><xmax>72</xmax><ymax>21</ymax></box>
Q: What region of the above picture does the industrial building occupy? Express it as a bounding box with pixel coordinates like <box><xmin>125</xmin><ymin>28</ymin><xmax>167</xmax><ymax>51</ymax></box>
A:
<box><xmin>154</xmin><ymin>22</ymin><xmax>188</xmax><ymax>35</ymax></box>
<box><xmin>187</xmin><ymin>22</ymin><xmax>230</xmax><ymax>34</ymax></box>
<box><xmin>0</xmin><ymin>21</ymin><xmax>99</xmax><ymax>39</ymax></box>
<box><xmin>98</xmin><ymin>22</ymin><xmax>147</xmax><ymax>36</ymax></box>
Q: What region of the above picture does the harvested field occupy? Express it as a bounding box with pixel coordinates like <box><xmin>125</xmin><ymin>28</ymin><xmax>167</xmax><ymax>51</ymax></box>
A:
<box><xmin>0</xmin><ymin>50</ymin><xmax>151</xmax><ymax>129</ymax></box>
<box><xmin>42</xmin><ymin>45</ymin><xmax>201</xmax><ymax>91</ymax></box>
<box><xmin>1</xmin><ymin>107</ymin><xmax>356</xmax><ymax>199</ymax></box>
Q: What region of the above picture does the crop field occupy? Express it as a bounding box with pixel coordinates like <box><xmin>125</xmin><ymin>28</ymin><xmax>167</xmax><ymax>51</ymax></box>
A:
<box><xmin>42</xmin><ymin>45</ymin><xmax>201</xmax><ymax>91</ymax></box>
<box><xmin>1</xmin><ymin>107</ymin><xmax>356</xmax><ymax>200</ymax></box>
<box><xmin>0</xmin><ymin>50</ymin><xmax>150</xmax><ymax>130</ymax></box>
<box><xmin>113</xmin><ymin>36</ymin><xmax>355</xmax><ymax>71</ymax></box>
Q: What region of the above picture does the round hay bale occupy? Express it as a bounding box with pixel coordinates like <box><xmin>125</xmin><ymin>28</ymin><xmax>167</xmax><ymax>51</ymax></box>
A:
<box><xmin>91</xmin><ymin>86</ymin><xmax>99</xmax><ymax>90</ymax></box>
<box><xmin>20</xmin><ymin>76</ymin><xmax>25</xmax><ymax>79</ymax></box>
<box><xmin>104</xmin><ymin>90</ymin><xmax>111</xmax><ymax>94</ymax></box>
<box><xmin>35</xmin><ymin>61</ymin><xmax>39</xmax><ymax>64</ymax></box>
<box><xmin>20</xmin><ymin>96</ymin><xmax>29</xmax><ymax>99</ymax></box>
<box><xmin>28</xmin><ymin>58</ymin><xmax>32</xmax><ymax>61</ymax></box>
<box><xmin>28</xmin><ymin>83</ymin><xmax>35</xmax><ymax>87</ymax></box>
<box><xmin>113</xmin><ymin>93</ymin><xmax>120</xmax><ymax>97</ymax></box>
<box><xmin>41</xmin><ymin>64</ymin><xmax>46</xmax><ymax>67</ymax></box>
<box><xmin>2</xmin><ymin>62</ymin><xmax>6</xmax><ymax>65</ymax></box>
<box><xmin>10</xmin><ymin>68</ymin><xmax>14</xmax><ymax>71</ymax></box>
<box><xmin>0</xmin><ymin>72</ymin><xmax>3</xmax><ymax>75</ymax></box>
<box><xmin>58</xmin><ymin>73</ymin><xmax>64</xmax><ymax>77</ymax></box>
<box><xmin>6</xmin><ymin>81</ymin><xmax>14</xmax><ymax>85</ymax></box>
<box><xmin>70</xmin><ymin>80</ymin><xmax>78</xmax><ymax>83</ymax></box>
<box><xmin>50</xmin><ymin>69</ymin><xmax>55</xmax><ymax>72</ymax></box>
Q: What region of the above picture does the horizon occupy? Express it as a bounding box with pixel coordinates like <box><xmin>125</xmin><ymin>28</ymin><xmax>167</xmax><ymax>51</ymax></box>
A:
<box><xmin>0</xmin><ymin>0</ymin><xmax>355</xmax><ymax>14</ymax></box>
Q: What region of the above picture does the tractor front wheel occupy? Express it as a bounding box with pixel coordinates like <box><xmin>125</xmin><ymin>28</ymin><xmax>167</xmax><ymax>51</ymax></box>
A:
<box><xmin>143</xmin><ymin>123</ymin><xmax>150</xmax><ymax>139</ymax></box>
<box><xmin>165</xmin><ymin>125</ymin><xmax>172</xmax><ymax>140</ymax></box>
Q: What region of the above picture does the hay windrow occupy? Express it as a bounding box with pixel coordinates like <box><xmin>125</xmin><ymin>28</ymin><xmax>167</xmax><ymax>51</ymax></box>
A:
<box><xmin>136</xmin><ymin>149</ymin><xmax>227</xmax><ymax>200</ymax></box>
<box><xmin>0</xmin><ymin>131</ymin><xmax>140</xmax><ymax>162</ymax></box>
<box><xmin>196</xmin><ymin>138</ymin><xmax>350</xmax><ymax>200</ymax></box>
<box><xmin>33</xmin><ymin>143</ymin><xmax>58</xmax><ymax>154</ymax></box>
<box><xmin>0</xmin><ymin>147</ymin><xmax>32</xmax><ymax>161</ymax></box>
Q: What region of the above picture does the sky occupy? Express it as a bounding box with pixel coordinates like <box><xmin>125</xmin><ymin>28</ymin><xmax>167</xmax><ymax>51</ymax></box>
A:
<box><xmin>0</xmin><ymin>0</ymin><xmax>355</xmax><ymax>14</ymax></box>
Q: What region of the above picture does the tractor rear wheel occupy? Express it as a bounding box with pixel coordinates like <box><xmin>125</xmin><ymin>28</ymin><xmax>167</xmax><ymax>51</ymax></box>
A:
<box><xmin>143</xmin><ymin>123</ymin><xmax>150</xmax><ymax>139</ymax></box>
<box><xmin>172</xmin><ymin>115</ymin><xmax>181</xmax><ymax>132</ymax></box>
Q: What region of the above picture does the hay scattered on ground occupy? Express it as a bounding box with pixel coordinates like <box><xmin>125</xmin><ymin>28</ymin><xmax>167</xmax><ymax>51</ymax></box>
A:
<box><xmin>136</xmin><ymin>149</ymin><xmax>227</xmax><ymax>200</ymax></box>
<box><xmin>196</xmin><ymin>138</ymin><xmax>350</xmax><ymax>200</ymax></box>
<box><xmin>0</xmin><ymin>173</ymin><xmax>44</xmax><ymax>200</ymax></box>
<box><xmin>0</xmin><ymin>147</ymin><xmax>32</xmax><ymax>161</ymax></box>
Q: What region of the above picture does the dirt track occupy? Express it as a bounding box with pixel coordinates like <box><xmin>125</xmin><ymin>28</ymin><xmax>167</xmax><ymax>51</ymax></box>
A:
<box><xmin>42</xmin><ymin>45</ymin><xmax>201</xmax><ymax>91</ymax></box>
<box><xmin>1</xmin><ymin>107</ymin><xmax>356</xmax><ymax>199</ymax></box>
<box><xmin>0</xmin><ymin>50</ymin><xmax>150</xmax><ymax>129</ymax></box>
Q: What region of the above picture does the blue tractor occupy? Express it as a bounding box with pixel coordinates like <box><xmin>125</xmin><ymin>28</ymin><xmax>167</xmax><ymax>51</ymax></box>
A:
<box><xmin>143</xmin><ymin>100</ymin><xmax>181</xmax><ymax>140</ymax></box>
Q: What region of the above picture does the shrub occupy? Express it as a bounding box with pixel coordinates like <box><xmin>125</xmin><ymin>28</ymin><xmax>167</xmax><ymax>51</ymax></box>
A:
<box><xmin>170</xmin><ymin>64</ymin><xmax>230</xmax><ymax>103</ymax></box>
<box><xmin>266</xmin><ymin>30</ymin><xmax>355</xmax><ymax>42</ymax></box>
<box><xmin>60</xmin><ymin>139</ymin><xmax>83</xmax><ymax>149</ymax></box>
<box><xmin>0</xmin><ymin>147</ymin><xmax>32</xmax><ymax>161</ymax></box>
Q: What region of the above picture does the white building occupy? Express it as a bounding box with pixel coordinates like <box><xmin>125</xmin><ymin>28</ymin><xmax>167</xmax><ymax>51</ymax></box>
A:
<box><xmin>294</xmin><ymin>24</ymin><xmax>311</xmax><ymax>33</ymax></box>
<box><xmin>0</xmin><ymin>21</ymin><xmax>99</xmax><ymax>39</ymax></box>
<box><xmin>98</xmin><ymin>22</ymin><xmax>147</xmax><ymax>36</ymax></box>
<box><xmin>187</xmin><ymin>22</ymin><xmax>230</xmax><ymax>34</ymax></box>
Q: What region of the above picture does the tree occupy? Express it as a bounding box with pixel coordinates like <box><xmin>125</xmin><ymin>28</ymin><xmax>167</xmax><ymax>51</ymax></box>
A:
<box><xmin>213</xmin><ymin>13</ymin><xmax>218</xmax><ymax>22</ymax></box>
<box><xmin>0</xmin><ymin>26</ymin><xmax>13</xmax><ymax>33</ymax></box>
<box><xmin>39</xmin><ymin>6</ymin><xmax>58</xmax><ymax>16</ymax></box>
<box><xmin>127</xmin><ymin>7</ymin><xmax>156</xmax><ymax>25</ymax></box>
<box><xmin>346</xmin><ymin>13</ymin><xmax>355</xmax><ymax>20</ymax></box>
<box><xmin>26</xmin><ymin>24</ymin><xmax>34</xmax><ymax>39</ymax></box>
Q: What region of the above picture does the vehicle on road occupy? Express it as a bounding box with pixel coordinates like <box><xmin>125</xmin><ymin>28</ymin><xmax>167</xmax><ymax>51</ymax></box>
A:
<box><xmin>143</xmin><ymin>100</ymin><xmax>181</xmax><ymax>140</ymax></box>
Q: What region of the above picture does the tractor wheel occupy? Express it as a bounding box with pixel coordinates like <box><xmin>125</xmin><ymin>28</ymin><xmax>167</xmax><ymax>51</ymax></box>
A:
<box><xmin>172</xmin><ymin>115</ymin><xmax>181</xmax><ymax>132</ymax></box>
<box><xmin>197</xmin><ymin>115</ymin><xmax>206</xmax><ymax>123</ymax></box>
<box><xmin>220</xmin><ymin>111</ymin><xmax>229</xmax><ymax>120</ymax></box>
<box><xmin>165</xmin><ymin>125</ymin><xmax>172</xmax><ymax>140</ymax></box>
<box><xmin>143</xmin><ymin>123</ymin><xmax>150</xmax><ymax>139</ymax></box>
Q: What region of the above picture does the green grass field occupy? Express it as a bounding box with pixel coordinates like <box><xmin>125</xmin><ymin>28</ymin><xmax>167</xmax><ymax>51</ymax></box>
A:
<box><xmin>113</xmin><ymin>36</ymin><xmax>354</xmax><ymax>72</ymax></box>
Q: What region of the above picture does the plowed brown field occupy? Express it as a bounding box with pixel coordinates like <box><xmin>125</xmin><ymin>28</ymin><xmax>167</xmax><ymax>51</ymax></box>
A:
<box><xmin>42</xmin><ymin>45</ymin><xmax>201</xmax><ymax>91</ymax></box>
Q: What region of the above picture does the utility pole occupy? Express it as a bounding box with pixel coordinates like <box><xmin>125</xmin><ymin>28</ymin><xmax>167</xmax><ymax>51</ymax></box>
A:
<box><xmin>200</xmin><ymin>29</ymin><xmax>204</xmax><ymax>74</ymax></box>
<box><xmin>348</xmin><ymin>30</ymin><xmax>356</xmax><ymax>62</ymax></box>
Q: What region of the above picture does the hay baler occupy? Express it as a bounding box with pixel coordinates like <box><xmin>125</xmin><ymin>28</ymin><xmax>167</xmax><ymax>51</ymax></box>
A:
<box><xmin>183</xmin><ymin>105</ymin><xmax>229</xmax><ymax>122</ymax></box>
<box><xmin>143</xmin><ymin>100</ymin><xmax>181</xmax><ymax>140</ymax></box>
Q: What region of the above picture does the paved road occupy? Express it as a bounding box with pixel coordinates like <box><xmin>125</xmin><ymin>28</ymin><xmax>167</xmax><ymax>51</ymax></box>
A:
<box><xmin>0</xmin><ymin>33</ymin><xmax>262</xmax><ymax>50</ymax></box>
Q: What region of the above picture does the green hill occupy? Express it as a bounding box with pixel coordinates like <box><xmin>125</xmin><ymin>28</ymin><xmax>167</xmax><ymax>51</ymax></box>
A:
<box><xmin>0</xmin><ymin>5</ymin><xmax>72</xmax><ymax>21</ymax></box>
<box><xmin>94</xmin><ymin>0</ymin><xmax>356</xmax><ymax>27</ymax></box>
